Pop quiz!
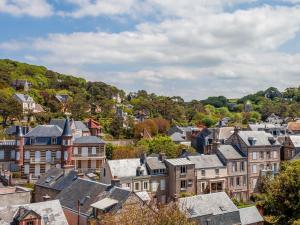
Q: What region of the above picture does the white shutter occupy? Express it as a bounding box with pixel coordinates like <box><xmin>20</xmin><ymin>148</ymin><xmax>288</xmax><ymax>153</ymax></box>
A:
<box><xmin>56</xmin><ymin>151</ymin><xmax>61</xmax><ymax>159</ymax></box>
<box><xmin>10</xmin><ymin>150</ymin><xmax>15</xmax><ymax>159</ymax></box>
<box><xmin>25</xmin><ymin>151</ymin><xmax>30</xmax><ymax>160</ymax></box>
<box><xmin>151</xmin><ymin>181</ymin><xmax>159</xmax><ymax>192</ymax></box>
<box><xmin>92</xmin><ymin>147</ymin><xmax>96</xmax><ymax>155</ymax></box>
<box><xmin>74</xmin><ymin>147</ymin><xmax>78</xmax><ymax>155</ymax></box>
<box><xmin>24</xmin><ymin>164</ymin><xmax>29</xmax><ymax>174</ymax></box>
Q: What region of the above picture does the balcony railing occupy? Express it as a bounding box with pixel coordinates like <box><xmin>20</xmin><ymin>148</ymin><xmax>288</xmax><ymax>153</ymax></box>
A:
<box><xmin>30</xmin><ymin>157</ymin><xmax>56</xmax><ymax>164</ymax></box>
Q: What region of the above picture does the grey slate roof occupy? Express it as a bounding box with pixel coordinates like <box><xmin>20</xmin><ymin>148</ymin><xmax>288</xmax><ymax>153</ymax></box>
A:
<box><xmin>238</xmin><ymin>131</ymin><xmax>280</xmax><ymax>146</ymax></box>
<box><xmin>0</xmin><ymin>200</ymin><xmax>68</xmax><ymax>225</ymax></box>
<box><xmin>289</xmin><ymin>135</ymin><xmax>300</xmax><ymax>147</ymax></box>
<box><xmin>35</xmin><ymin>168</ymin><xmax>77</xmax><ymax>191</ymax></box>
<box><xmin>187</xmin><ymin>154</ymin><xmax>225</xmax><ymax>169</ymax></box>
<box><xmin>217</xmin><ymin>145</ymin><xmax>245</xmax><ymax>160</ymax></box>
<box><xmin>108</xmin><ymin>158</ymin><xmax>149</xmax><ymax>179</ymax></box>
<box><xmin>239</xmin><ymin>206</ymin><xmax>264</xmax><ymax>225</ymax></box>
<box><xmin>25</xmin><ymin>125</ymin><xmax>62</xmax><ymax>137</ymax></box>
<box><xmin>218</xmin><ymin>127</ymin><xmax>235</xmax><ymax>140</ymax></box>
<box><xmin>179</xmin><ymin>192</ymin><xmax>239</xmax><ymax>218</ymax></box>
<box><xmin>56</xmin><ymin>178</ymin><xmax>131</xmax><ymax>216</ymax></box>
<box><xmin>165</xmin><ymin>158</ymin><xmax>194</xmax><ymax>166</ymax></box>
<box><xmin>146</xmin><ymin>157</ymin><xmax>166</xmax><ymax>170</ymax></box>
<box><xmin>74</xmin><ymin>121</ymin><xmax>90</xmax><ymax>132</ymax></box>
<box><xmin>170</xmin><ymin>132</ymin><xmax>186</xmax><ymax>142</ymax></box>
<box><xmin>74</xmin><ymin>136</ymin><xmax>105</xmax><ymax>144</ymax></box>
<box><xmin>49</xmin><ymin>119</ymin><xmax>66</xmax><ymax>130</ymax></box>
<box><xmin>13</xmin><ymin>93</ymin><xmax>34</xmax><ymax>103</ymax></box>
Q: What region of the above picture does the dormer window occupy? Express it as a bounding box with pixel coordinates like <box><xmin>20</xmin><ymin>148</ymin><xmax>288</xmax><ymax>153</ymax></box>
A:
<box><xmin>248</xmin><ymin>137</ymin><xmax>256</xmax><ymax>146</ymax></box>
<box><xmin>52</xmin><ymin>137</ymin><xmax>57</xmax><ymax>144</ymax></box>
<box><xmin>30</xmin><ymin>137</ymin><xmax>35</xmax><ymax>145</ymax></box>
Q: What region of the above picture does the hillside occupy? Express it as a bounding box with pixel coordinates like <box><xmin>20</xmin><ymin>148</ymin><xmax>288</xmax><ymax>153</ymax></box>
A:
<box><xmin>1</xmin><ymin>58</ymin><xmax>300</xmax><ymax>138</ymax></box>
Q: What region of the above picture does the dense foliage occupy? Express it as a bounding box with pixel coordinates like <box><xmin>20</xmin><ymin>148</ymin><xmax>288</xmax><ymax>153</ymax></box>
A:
<box><xmin>255</xmin><ymin>160</ymin><xmax>300</xmax><ymax>225</ymax></box>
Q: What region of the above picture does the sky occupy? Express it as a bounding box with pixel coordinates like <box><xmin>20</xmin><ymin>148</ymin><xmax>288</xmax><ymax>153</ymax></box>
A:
<box><xmin>1</xmin><ymin>0</ymin><xmax>300</xmax><ymax>100</ymax></box>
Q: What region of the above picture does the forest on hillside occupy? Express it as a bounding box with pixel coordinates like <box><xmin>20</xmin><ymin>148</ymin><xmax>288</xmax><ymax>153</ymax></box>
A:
<box><xmin>1</xmin><ymin>59</ymin><xmax>300</xmax><ymax>139</ymax></box>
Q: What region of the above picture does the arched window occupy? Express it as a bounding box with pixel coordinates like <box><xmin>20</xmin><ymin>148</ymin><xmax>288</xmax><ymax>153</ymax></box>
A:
<box><xmin>56</xmin><ymin>151</ymin><xmax>61</xmax><ymax>159</ymax></box>
<box><xmin>35</xmin><ymin>151</ymin><xmax>40</xmax><ymax>162</ymax></box>
<box><xmin>46</xmin><ymin>151</ymin><xmax>52</xmax><ymax>162</ymax></box>
<box><xmin>25</xmin><ymin>151</ymin><xmax>30</xmax><ymax>160</ymax></box>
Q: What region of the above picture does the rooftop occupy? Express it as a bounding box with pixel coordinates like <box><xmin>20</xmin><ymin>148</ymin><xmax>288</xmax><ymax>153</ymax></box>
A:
<box><xmin>146</xmin><ymin>157</ymin><xmax>166</xmax><ymax>170</ymax></box>
<box><xmin>165</xmin><ymin>158</ymin><xmax>194</xmax><ymax>166</ymax></box>
<box><xmin>25</xmin><ymin>125</ymin><xmax>62</xmax><ymax>137</ymax></box>
<box><xmin>108</xmin><ymin>158</ymin><xmax>149</xmax><ymax>179</ymax></box>
<box><xmin>0</xmin><ymin>200</ymin><xmax>68</xmax><ymax>225</ymax></box>
<box><xmin>74</xmin><ymin>136</ymin><xmax>105</xmax><ymax>144</ymax></box>
<box><xmin>217</xmin><ymin>145</ymin><xmax>245</xmax><ymax>160</ymax></box>
<box><xmin>239</xmin><ymin>206</ymin><xmax>264</xmax><ymax>225</ymax></box>
<box><xmin>238</xmin><ymin>131</ymin><xmax>280</xmax><ymax>146</ymax></box>
<box><xmin>187</xmin><ymin>155</ymin><xmax>225</xmax><ymax>169</ymax></box>
<box><xmin>179</xmin><ymin>192</ymin><xmax>238</xmax><ymax>218</ymax></box>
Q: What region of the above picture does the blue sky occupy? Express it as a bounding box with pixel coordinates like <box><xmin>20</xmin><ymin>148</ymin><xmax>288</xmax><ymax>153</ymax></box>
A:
<box><xmin>1</xmin><ymin>0</ymin><xmax>300</xmax><ymax>100</ymax></box>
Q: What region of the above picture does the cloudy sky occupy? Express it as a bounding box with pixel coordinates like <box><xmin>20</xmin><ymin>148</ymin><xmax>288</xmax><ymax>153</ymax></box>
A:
<box><xmin>1</xmin><ymin>0</ymin><xmax>300</xmax><ymax>100</ymax></box>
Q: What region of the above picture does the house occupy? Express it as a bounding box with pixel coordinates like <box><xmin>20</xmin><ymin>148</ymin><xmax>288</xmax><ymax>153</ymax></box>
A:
<box><xmin>13</xmin><ymin>93</ymin><xmax>44</xmax><ymax>114</ymax></box>
<box><xmin>239</xmin><ymin>206</ymin><xmax>264</xmax><ymax>225</ymax></box>
<box><xmin>101</xmin><ymin>153</ymin><xmax>168</xmax><ymax>203</ymax></box>
<box><xmin>165</xmin><ymin>158</ymin><xmax>196</xmax><ymax>201</ymax></box>
<box><xmin>0</xmin><ymin>140</ymin><xmax>17</xmax><ymax>171</ymax></box>
<box><xmin>73</xmin><ymin>136</ymin><xmax>106</xmax><ymax>172</ymax></box>
<box><xmin>217</xmin><ymin>145</ymin><xmax>248</xmax><ymax>201</ymax></box>
<box><xmin>85</xmin><ymin>118</ymin><xmax>102</xmax><ymax>137</ymax></box>
<box><xmin>55</xmin><ymin>94</ymin><xmax>70</xmax><ymax>112</ymax></box>
<box><xmin>287</xmin><ymin>121</ymin><xmax>300</xmax><ymax>134</ymax></box>
<box><xmin>0</xmin><ymin>200</ymin><xmax>69</xmax><ymax>225</ymax></box>
<box><xmin>167</xmin><ymin>126</ymin><xmax>200</xmax><ymax>142</ymax></box>
<box><xmin>191</xmin><ymin>127</ymin><xmax>235</xmax><ymax>154</ymax></box>
<box><xmin>49</xmin><ymin>118</ymin><xmax>91</xmax><ymax>137</ymax></box>
<box><xmin>12</xmin><ymin>80</ymin><xmax>32</xmax><ymax>91</ymax></box>
<box><xmin>179</xmin><ymin>192</ymin><xmax>242</xmax><ymax>225</ymax></box>
<box><xmin>265</xmin><ymin>113</ymin><xmax>283</xmax><ymax>124</ymax></box>
<box><xmin>187</xmin><ymin>154</ymin><xmax>227</xmax><ymax>195</ymax></box>
<box><xmin>0</xmin><ymin>186</ymin><xmax>31</xmax><ymax>207</ymax></box>
<box><xmin>34</xmin><ymin>167</ymin><xmax>77</xmax><ymax>202</ymax></box>
<box><xmin>281</xmin><ymin>135</ymin><xmax>300</xmax><ymax>160</ymax></box>
<box><xmin>248</xmin><ymin>123</ymin><xmax>286</xmax><ymax>137</ymax></box>
<box><xmin>226</xmin><ymin>130</ymin><xmax>281</xmax><ymax>194</ymax></box>
<box><xmin>56</xmin><ymin>178</ymin><xmax>144</xmax><ymax>225</ymax></box>
<box><xmin>5</xmin><ymin>125</ymin><xmax>31</xmax><ymax>137</ymax></box>
<box><xmin>16</xmin><ymin>118</ymin><xmax>105</xmax><ymax>179</ymax></box>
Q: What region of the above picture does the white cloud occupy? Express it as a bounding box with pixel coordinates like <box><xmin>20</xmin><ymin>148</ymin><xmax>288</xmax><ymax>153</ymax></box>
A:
<box><xmin>0</xmin><ymin>0</ymin><xmax>53</xmax><ymax>17</ymax></box>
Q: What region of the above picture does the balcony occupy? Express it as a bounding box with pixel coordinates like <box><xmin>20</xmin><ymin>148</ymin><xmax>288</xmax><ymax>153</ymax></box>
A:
<box><xmin>30</xmin><ymin>157</ymin><xmax>56</xmax><ymax>164</ymax></box>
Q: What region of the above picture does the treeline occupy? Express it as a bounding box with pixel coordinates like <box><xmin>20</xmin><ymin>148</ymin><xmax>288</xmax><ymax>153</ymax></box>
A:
<box><xmin>2</xmin><ymin>59</ymin><xmax>300</xmax><ymax>138</ymax></box>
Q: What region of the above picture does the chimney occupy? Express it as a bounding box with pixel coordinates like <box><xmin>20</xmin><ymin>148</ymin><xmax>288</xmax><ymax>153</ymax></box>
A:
<box><xmin>111</xmin><ymin>177</ymin><xmax>121</xmax><ymax>187</ymax></box>
<box><xmin>43</xmin><ymin>194</ymin><xmax>51</xmax><ymax>201</ymax></box>
<box><xmin>140</xmin><ymin>153</ymin><xmax>147</xmax><ymax>165</ymax></box>
<box><xmin>159</xmin><ymin>152</ymin><xmax>166</xmax><ymax>162</ymax></box>
<box><xmin>234</xmin><ymin>126</ymin><xmax>240</xmax><ymax>134</ymax></box>
<box><xmin>136</xmin><ymin>166</ymin><xmax>144</xmax><ymax>176</ymax></box>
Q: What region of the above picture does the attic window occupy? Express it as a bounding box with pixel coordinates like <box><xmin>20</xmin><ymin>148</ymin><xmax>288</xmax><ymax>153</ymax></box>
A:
<box><xmin>268</xmin><ymin>137</ymin><xmax>276</xmax><ymax>145</ymax></box>
<box><xmin>248</xmin><ymin>137</ymin><xmax>257</xmax><ymax>146</ymax></box>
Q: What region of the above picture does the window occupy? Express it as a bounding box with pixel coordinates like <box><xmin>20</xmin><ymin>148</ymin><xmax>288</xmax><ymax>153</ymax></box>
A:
<box><xmin>180</xmin><ymin>166</ymin><xmax>187</xmax><ymax>174</ymax></box>
<box><xmin>0</xmin><ymin>150</ymin><xmax>4</xmax><ymax>159</ymax></box>
<box><xmin>30</xmin><ymin>137</ymin><xmax>35</xmax><ymax>145</ymax></box>
<box><xmin>24</xmin><ymin>164</ymin><xmax>29</xmax><ymax>174</ymax></box>
<box><xmin>236</xmin><ymin>177</ymin><xmax>240</xmax><ymax>186</ymax></box>
<box><xmin>134</xmin><ymin>182</ymin><xmax>140</xmax><ymax>191</ymax></box>
<box><xmin>252</xmin><ymin>164</ymin><xmax>257</xmax><ymax>173</ymax></box>
<box><xmin>201</xmin><ymin>182</ymin><xmax>206</xmax><ymax>192</ymax></box>
<box><xmin>82</xmin><ymin>147</ymin><xmax>88</xmax><ymax>157</ymax></box>
<box><xmin>273</xmin><ymin>151</ymin><xmax>277</xmax><ymax>159</ymax></box>
<box><xmin>160</xmin><ymin>179</ymin><xmax>166</xmax><ymax>191</ymax></box>
<box><xmin>151</xmin><ymin>181</ymin><xmax>159</xmax><ymax>191</ymax></box>
<box><xmin>201</xmin><ymin>170</ymin><xmax>205</xmax><ymax>176</ymax></box>
<box><xmin>74</xmin><ymin>147</ymin><xmax>78</xmax><ymax>155</ymax></box>
<box><xmin>64</xmin><ymin>151</ymin><xmax>68</xmax><ymax>160</ymax></box>
<box><xmin>240</xmin><ymin>161</ymin><xmax>244</xmax><ymax>171</ymax></box>
<box><xmin>252</xmin><ymin>178</ymin><xmax>257</xmax><ymax>188</ymax></box>
<box><xmin>26</xmin><ymin>221</ymin><xmax>34</xmax><ymax>225</ymax></box>
<box><xmin>46</xmin><ymin>150</ymin><xmax>51</xmax><ymax>162</ymax></box>
<box><xmin>143</xmin><ymin>181</ymin><xmax>149</xmax><ymax>190</ymax></box>
<box><xmin>35</xmin><ymin>151</ymin><xmax>40</xmax><ymax>162</ymax></box>
<box><xmin>260</xmin><ymin>151</ymin><xmax>264</xmax><ymax>159</ymax></box>
<box><xmin>266</xmin><ymin>151</ymin><xmax>270</xmax><ymax>159</ymax></box>
<box><xmin>10</xmin><ymin>150</ymin><xmax>15</xmax><ymax>159</ymax></box>
<box><xmin>25</xmin><ymin>151</ymin><xmax>30</xmax><ymax>160</ymax></box>
<box><xmin>52</xmin><ymin>137</ymin><xmax>57</xmax><ymax>144</ymax></box>
<box><xmin>243</xmin><ymin>175</ymin><xmax>247</xmax><ymax>186</ymax></box>
<box><xmin>16</xmin><ymin>152</ymin><xmax>20</xmax><ymax>160</ymax></box>
<box><xmin>56</xmin><ymin>151</ymin><xmax>61</xmax><ymax>159</ymax></box>
<box><xmin>103</xmin><ymin>168</ymin><xmax>106</xmax><ymax>177</ymax></box>
<box><xmin>215</xmin><ymin>168</ymin><xmax>219</xmax><ymax>176</ymax></box>
<box><xmin>232</xmin><ymin>162</ymin><xmax>237</xmax><ymax>172</ymax></box>
<box><xmin>230</xmin><ymin>177</ymin><xmax>234</xmax><ymax>187</ymax></box>
<box><xmin>92</xmin><ymin>147</ymin><xmax>96</xmax><ymax>155</ymax></box>
<box><xmin>273</xmin><ymin>163</ymin><xmax>278</xmax><ymax>172</ymax></box>
<box><xmin>180</xmin><ymin>180</ymin><xmax>187</xmax><ymax>190</ymax></box>
<box><xmin>252</xmin><ymin>152</ymin><xmax>257</xmax><ymax>160</ymax></box>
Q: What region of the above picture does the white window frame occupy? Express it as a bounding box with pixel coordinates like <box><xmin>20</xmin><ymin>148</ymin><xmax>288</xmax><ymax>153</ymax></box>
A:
<box><xmin>74</xmin><ymin>147</ymin><xmax>78</xmax><ymax>155</ymax></box>
<box><xmin>46</xmin><ymin>150</ymin><xmax>52</xmax><ymax>163</ymax></box>
<box><xmin>35</xmin><ymin>151</ymin><xmax>40</xmax><ymax>162</ymax></box>
<box><xmin>82</xmin><ymin>147</ymin><xmax>88</xmax><ymax>157</ymax></box>
<box><xmin>143</xmin><ymin>181</ymin><xmax>149</xmax><ymax>191</ymax></box>
<box><xmin>252</xmin><ymin>152</ymin><xmax>257</xmax><ymax>160</ymax></box>
<box><xmin>56</xmin><ymin>151</ymin><xmax>61</xmax><ymax>159</ymax></box>
<box><xmin>134</xmin><ymin>182</ymin><xmax>140</xmax><ymax>191</ymax></box>
<box><xmin>252</xmin><ymin>164</ymin><xmax>257</xmax><ymax>173</ymax></box>
<box><xmin>92</xmin><ymin>147</ymin><xmax>97</xmax><ymax>155</ymax></box>
<box><xmin>25</xmin><ymin>151</ymin><xmax>30</xmax><ymax>160</ymax></box>
<box><xmin>160</xmin><ymin>179</ymin><xmax>166</xmax><ymax>191</ymax></box>
<box><xmin>10</xmin><ymin>150</ymin><xmax>15</xmax><ymax>159</ymax></box>
<box><xmin>24</xmin><ymin>164</ymin><xmax>30</xmax><ymax>174</ymax></box>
